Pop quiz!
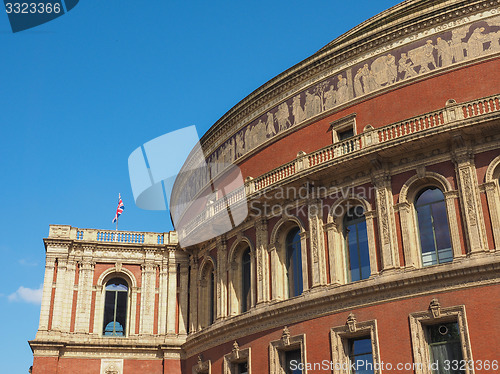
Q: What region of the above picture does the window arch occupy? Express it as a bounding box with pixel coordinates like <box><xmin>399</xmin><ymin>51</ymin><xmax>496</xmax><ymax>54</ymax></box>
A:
<box><xmin>414</xmin><ymin>187</ymin><xmax>453</xmax><ymax>266</ymax></box>
<box><xmin>398</xmin><ymin>172</ymin><xmax>461</xmax><ymax>268</ymax></box>
<box><xmin>343</xmin><ymin>207</ymin><xmax>370</xmax><ymax>282</ymax></box>
<box><xmin>285</xmin><ymin>227</ymin><xmax>303</xmax><ymax>298</ymax></box>
<box><xmin>103</xmin><ymin>277</ymin><xmax>129</xmax><ymax>336</ymax></box>
<box><xmin>228</xmin><ymin>238</ymin><xmax>255</xmax><ymax>316</ymax></box>
<box><xmin>199</xmin><ymin>259</ymin><xmax>216</xmax><ymax>328</ymax></box>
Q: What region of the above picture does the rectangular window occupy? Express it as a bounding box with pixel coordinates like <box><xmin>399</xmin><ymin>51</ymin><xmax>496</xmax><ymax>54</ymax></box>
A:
<box><xmin>285</xmin><ymin>349</ymin><xmax>302</xmax><ymax>374</ymax></box>
<box><xmin>427</xmin><ymin>322</ymin><xmax>464</xmax><ymax>374</ymax></box>
<box><xmin>348</xmin><ymin>337</ymin><xmax>374</xmax><ymax>374</ymax></box>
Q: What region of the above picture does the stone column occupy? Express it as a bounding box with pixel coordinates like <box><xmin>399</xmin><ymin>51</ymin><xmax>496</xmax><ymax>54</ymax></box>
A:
<box><xmin>255</xmin><ymin>218</ymin><xmax>270</xmax><ymax>304</ymax></box>
<box><xmin>299</xmin><ymin>231</ymin><xmax>310</xmax><ymax>292</ymax></box>
<box><xmin>62</xmin><ymin>259</ymin><xmax>77</xmax><ymax>332</ymax></box>
<box><xmin>484</xmin><ymin>181</ymin><xmax>500</xmax><ymax>249</ymax></box>
<box><xmin>189</xmin><ymin>256</ymin><xmax>199</xmax><ymax>333</ymax></box>
<box><xmin>216</xmin><ymin>237</ymin><xmax>228</xmax><ymax>320</ymax></box>
<box><xmin>51</xmin><ymin>257</ymin><xmax>68</xmax><ymax>331</ymax></box>
<box><xmin>308</xmin><ymin>202</ymin><xmax>327</xmax><ymax>287</ymax></box>
<box><xmin>372</xmin><ymin>171</ymin><xmax>400</xmax><ymax>271</ymax></box>
<box><xmin>38</xmin><ymin>256</ymin><xmax>56</xmax><ymax>332</ymax></box>
<box><xmin>157</xmin><ymin>256</ymin><xmax>169</xmax><ymax>335</ymax></box>
<box><xmin>325</xmin><ymin>222</ymin><xmax>345</xmax><ymax>285</ymax></box>
<box><xmin>268</xmin><ymin>245</ymin><xmax>282</xmax><ymax>300</ymax></box>
<box><xmin>178</xmin><ymin>259</ymin><xmax>189</xmax><ymax>334</ymax></box>
<box><xmin>139</xmin><ymin>262</ymin><xmax>156</xmax><ymax>335</ymax></box>
<box><xmin>166</xmin><ymin>255</ymin><xmax>178</xmax><ymax>334</ymax></box>
<box><xmin>453</xmin><ymin>147</ymin><xmax>488</xmax><ymax>253</ymax></box>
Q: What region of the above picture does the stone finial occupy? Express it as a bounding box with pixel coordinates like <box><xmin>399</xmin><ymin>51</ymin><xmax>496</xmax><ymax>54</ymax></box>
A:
<box><xmin>281</xmin><ymin>326</ymin><xmax>291</xmax><ymax>346</ymax></box>
<box><xmin>347</xmin><ymin>313</ymin><xmax>357</xmax><ymax>333</ymax></box>
<box><xmin>197</xmin><ymin>354</ymin><xmax>203</xmax><ymax>365</ymax></box>
<box><xmin>232</xmin><ymin>341</ymin><xmax>240</xmax><ymax>359</ymax></box>
<box><xmin>429</xmin><ymin>298</ymin><xmax>441</xmax><ymax>318</ymax></box>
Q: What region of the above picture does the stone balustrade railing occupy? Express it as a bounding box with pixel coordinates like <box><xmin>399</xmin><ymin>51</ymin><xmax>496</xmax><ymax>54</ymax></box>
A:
<box><xmin>47</xmin><ymin>225</ymin><xmax>178</xmax><ymax>246</ymax></box>
<box><xmin>178</xmin><ymin>94</ymin><xmax>500</xmax><ymax>240</ymax></box>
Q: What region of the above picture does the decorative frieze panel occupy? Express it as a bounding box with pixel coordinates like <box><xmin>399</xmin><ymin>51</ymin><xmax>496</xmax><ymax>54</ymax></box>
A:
<box><xmin>173</xmin><ymin>10</ymin><xmax>500</xmax><ymax>216</ymax></box>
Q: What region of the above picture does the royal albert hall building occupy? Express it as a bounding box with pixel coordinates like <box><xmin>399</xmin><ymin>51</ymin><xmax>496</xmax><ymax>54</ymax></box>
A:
<box><xmin>30</xmin><ymin>0</ymin><xmax>500</xmax><ymax>373</ymax></box>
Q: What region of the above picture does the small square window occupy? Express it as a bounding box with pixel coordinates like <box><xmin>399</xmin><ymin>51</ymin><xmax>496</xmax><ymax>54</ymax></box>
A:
<box><xmin>329</xmin><ymin>113</ymin><xmax>357</xmax><ymax>143</ymax></box>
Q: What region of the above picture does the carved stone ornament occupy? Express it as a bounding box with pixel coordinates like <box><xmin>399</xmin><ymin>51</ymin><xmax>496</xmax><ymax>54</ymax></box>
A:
<box><xmin>195</xmin><ymin>355</ymin><xmax>209</xmax><ymax>372</ymax></box>
<box><xmin>281</xmin><ymin>326</ymin><xmax>291</xmax><ymax>346</ymax></box>
<box><xmin>347</xmin><ymin>313</ymin><xmax>357</xmax><ymax>333</ymax></box>
<box><xmin>115</xmin><ymin>261</ymin><xmax>122</xmax><ymax>272</ymax></box>
<box><xmin>104</xmin><ymin>365</ymin><xmax>119</xmax><ymax>374</ymax></box>
<box><xmin>429</xmin><ymin>298</ymin><xmax>441</xmax><ymax>318</ymax></box>
<box><xmin>231</xmin><ymin>341</ymin><xmax>240</xmax><ymax>360</ymax></box>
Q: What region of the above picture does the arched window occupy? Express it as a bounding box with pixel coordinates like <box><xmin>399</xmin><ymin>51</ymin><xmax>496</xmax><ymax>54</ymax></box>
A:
<box><xmin>241</xmin><ymin>248</ymin><xmax>251</xmax><ymax>313</ymax></box>
<box><xmin>285</xmin><ymin>228</ymin><xmax>303</xmax><ymax>298</ymax></box>
<box><xmin>344</xmin><ymin>207</ymin><xmax>370</xmax><ymax>282</ymax></box>
<box><xmin>415</xmin><ymin>187</ymin><xmax>453</xmax><ymax>266</ymax></box>
<box><xmin>103</xmin><ymin>278</ymin><xmax>128</xmax><ymax>336</ymax></box>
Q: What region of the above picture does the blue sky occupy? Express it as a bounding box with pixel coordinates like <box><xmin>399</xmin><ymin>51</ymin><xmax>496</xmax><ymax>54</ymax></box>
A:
<box><xmin>0</xmin><ymin>1</ymin><xmax>401</xmax><ymax>372</ymax></box>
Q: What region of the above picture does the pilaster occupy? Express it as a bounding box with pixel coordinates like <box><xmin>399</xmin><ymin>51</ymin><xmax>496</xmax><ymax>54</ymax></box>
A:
<box><xmin>255</xmin><ymin>218</ymin><xmax>270</xmax><ymax>304</ymax></box>
<box><xmin>308</xmin><ymin>202</ymin><xmax>327</xmax><ymax>287</ymax></box>
<box><xmin>452</xmin><ymin>145</ymin><xmax>488</xmax><ymax>253</ymax></box>
<box><xmin>372</xmin><ymin>168</ymin><xmax>400</xmax><ymax>271</ymax></box>
<box><xmin>216</xmin><ymin>237</ymin><xmax>228</xmax><ymax>320</ymax></box>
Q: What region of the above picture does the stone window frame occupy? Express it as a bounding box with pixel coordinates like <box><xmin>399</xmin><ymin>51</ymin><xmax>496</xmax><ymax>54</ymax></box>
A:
<box><xmin>484</xmin><ymin>155</ymin><xmax>500</xmax><ymax>249</ymax></box>
<box><xmin>269</xmin><ymin>216</ymin><xmax>309</xmax><ymax>301</ymax></box>
<box><xmin>269</xmin><ymin>327</ymin><xmax>307</xmax><ymax>374</ymax></box>
<box><xmin>330</xmin><ymin>315</ymin><xmax>381</xmax><ymax>374</ymax></box>
<box><xmin>409</xmin><ymin>299</ymin><xmax>474</xmax><ymax>374</ymax></box>
<box><xmin>94</xmin><ymin>265</ymin><xmax>137</xmax><ymax>338</ymax></box>
<box><xmin>329</xmin><ymin>113</ymin><xmax>357</xmax><ymax>143</ymax></box>
<box><xmin>397</xmin><ymin>171</ymin><xmax>462</xmax><ymax>269</ymax></box>
<box><xmin>223</xmin><ymin>341</ymin><xmax>251</xmax><ymax>374</ymax></box>
<box><xmin>192</xmin><ymin>355</ymin><xmax>211</xmax><ymax>374</ymax></box>
<box><xmin>227</xmin><ymin>237</ymin><xmax>256</xmax><ymax>316</ymax></box>
<box><xmin>198</xmin><ymin>256</ymin><xmax>217</xmax><ymax>329</ymax></box>
<box><xmin>326</xmin><ymin>196</ymin><xmax>378</xmax><ymax>285</ymax></box>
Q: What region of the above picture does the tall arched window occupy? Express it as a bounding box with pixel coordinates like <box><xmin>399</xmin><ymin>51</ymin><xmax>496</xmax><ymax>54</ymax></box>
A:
<box><xmin>103</xmin><ymin>278</ymin><xmax>128</xmax><ymax>336</ymax></box>
<box><xmin>344</xmin><ymin>207</ymin><xmax>370</xmax><ymax>282</ymax></box>
<box><xmin>285</xmin><ymin>228</ymin><xmax>303</xmax><ymax>298</ymax></box>
<box><xmin>415</xmin><ymin>187</ymin><xmax>452</xmax><ymax>266</ymax></box>
<box><xmin>241</xmin><ymin>248</ymin><xmax>251</xmax><ymax>313</ymax></box>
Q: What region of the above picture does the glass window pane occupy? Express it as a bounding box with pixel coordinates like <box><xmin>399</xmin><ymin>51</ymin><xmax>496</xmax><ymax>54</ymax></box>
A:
<box><xmin>285</xmin><ymin>349</ymin><xmax>302</xmax><ymax>374</ymax></box>
<box><xmin>416</xmin><ymin>188</ymin><xmax>444</xmax><ymax>206</ymax></box>
<box><xmin>286</xmin><ymin>228</ymin><xmax>303</xmax><ymax>297</ymax></box>
<box><xmin>428</xmin><ymin>323</ymin><xmax>464</xmax><ymax>374</ymax></box>
<box><xmin>242</xmin><ymin>248</ymin><xmax>251</xmax><ymax>312</ymax></box>
<box><xmin>237</xmin><ymin>362</ymin><xmax>248</xmax><ymax>374</ymax></box>
<box><xmin>417</xmin><ymin>206</ymin><xmax>435</xmax><ymax>254</ymax></box>
<box><xmin>349</xmin><ymin>337</ymin><xmax>374</xmax><ymax>374</ymax></box>
<box><xmin>431</xmin><ymin>201</ymin><xmax>452</xmax><ymax>251</ymax></box>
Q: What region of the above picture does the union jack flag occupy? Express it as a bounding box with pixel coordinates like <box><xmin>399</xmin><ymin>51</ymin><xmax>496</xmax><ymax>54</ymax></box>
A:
<box><xmin>112</xmin><ymin>194</ymin><xmax>125</xmax><ymax>223</ymax></box>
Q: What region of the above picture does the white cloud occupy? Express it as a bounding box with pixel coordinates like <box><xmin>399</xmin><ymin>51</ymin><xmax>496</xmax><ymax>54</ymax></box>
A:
<box><xmin>18</xmin><ymin>258</ymin><xmax>38</xmax><ymax>267</ymax></box>
<box><xmin>8</xmin><ymin>285</ymin><xmax>43</xmax><ymax>304</ymax></box>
